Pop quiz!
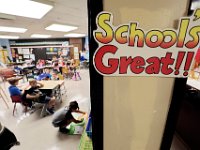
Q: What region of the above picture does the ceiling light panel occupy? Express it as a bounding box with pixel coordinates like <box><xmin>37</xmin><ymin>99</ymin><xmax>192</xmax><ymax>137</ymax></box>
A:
<box><xmin>0</xmin><ymin>35</ymin><xmax>19</xmax><ymax>39</ymax></box>
<box><xmin>64</xmin><ymin>33</ymin><xmax>86</xmax><ymax>37</ymax></box>
<box><xmin>0</xmin><ymin>26</ymin><xmax>27</xmax><ymax>33</ymax></box>
<box><xmin>45</xmin><ymin>24</ymin><xmax>78</xmax><ymax>32</ymax></box>
<box><xmin>0</xmin><ymin>0</ymin><xmax>53</xmax><ymax>19</ymax></box>
<box><xmin>31</xmin><ymin>34</ymin><xmax>51</xmax><ymax>38</ymax></box>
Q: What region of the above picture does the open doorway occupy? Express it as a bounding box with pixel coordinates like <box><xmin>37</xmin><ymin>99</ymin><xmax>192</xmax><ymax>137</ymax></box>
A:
<box><xmin>163</xmin><ymin>1</ymin><xmax>200</xmax><ymax>149</ymax></box>
<box><xmin>0</xmin><ymin>0</ymin><xmax>91</xmax><ymax>150</ymax></box>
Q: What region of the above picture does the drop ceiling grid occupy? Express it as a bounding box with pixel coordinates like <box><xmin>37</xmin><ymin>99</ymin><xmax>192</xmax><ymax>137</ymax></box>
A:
<box><xmin>0</xmin><ymin>0</ymin><xmax>88</xmax><ymax>38</ymax></box>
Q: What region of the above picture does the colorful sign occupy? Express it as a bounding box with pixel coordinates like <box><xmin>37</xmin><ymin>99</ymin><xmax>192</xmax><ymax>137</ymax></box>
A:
<box><xmin>93</xmin><ymin>9</ymin><xmax>200</xmax><ymax>77</ymax></box>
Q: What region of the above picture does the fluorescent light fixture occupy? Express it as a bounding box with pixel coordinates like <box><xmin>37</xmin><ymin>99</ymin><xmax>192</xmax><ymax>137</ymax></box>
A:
<box><xmin>64</xmin><ymin>33</ymin><xmax>86</xmax><ymax>37</ymax></box>
<box><xmin>31</xmin><ymin>34</ymin><xmax>51</xmax><ymax>38</ymax></box>
<box><xmin>0</xmin><ymin>26</ymin><xmax>27</xmax><ymax>33</ymax></box>
<box><xmin>45</xmin><ymin>24</ymin><xmax>78</xmax><ymax>32</ymax></box>
<box><xmin>0</xmin><ymin>0</ymin><xmax>53</xmax><ymax>19</ymax></box>
<box><xmin>0</xmin><ymin>35</ymin><xmax>19</xmax><ymax>39</ymax></box>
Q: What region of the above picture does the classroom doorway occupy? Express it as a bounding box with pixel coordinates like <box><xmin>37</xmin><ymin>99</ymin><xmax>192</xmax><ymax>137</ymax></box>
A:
<box><xmin>0</xmin><ymin>0</ymin><xmax>91</xmax><ymax>150</ymax></box>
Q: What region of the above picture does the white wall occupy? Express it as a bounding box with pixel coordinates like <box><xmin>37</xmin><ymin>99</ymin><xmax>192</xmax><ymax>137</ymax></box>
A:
<box><xmin>104</xmin><ymin>0</ymin><xmax>189</xmax><ymax>149</ymax></box>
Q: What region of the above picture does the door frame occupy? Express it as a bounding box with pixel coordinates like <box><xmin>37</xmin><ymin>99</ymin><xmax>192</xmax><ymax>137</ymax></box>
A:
<box><xmin>88</xmin><ymin>0</ymin><xmax>103</xmax><ymax>150</ymax></box>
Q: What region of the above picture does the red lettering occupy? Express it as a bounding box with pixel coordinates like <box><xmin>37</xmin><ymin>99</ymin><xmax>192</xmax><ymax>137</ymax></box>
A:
<box><xmin>119</xmin><ymin>57</ymin><xmax>132</xmax><ymax>74</ymax></box>
<box><xmin>130</xmin><ymin>56</ymin><xmax>145</xmax><ymax>74</ymax></box>
<box><xmin>161</xmin><ymin>53</ymin><xmax>175</xmax><ymax>75</ymax></box>
<box><xmin>94</xmin><ymin>45</ymin><xmax>119</xmax><ymax>74</ymax></box>
<box><xmin>146</xmin><ymin>57</ymin><xmax>160</xmax><ymax>74</ymax></box>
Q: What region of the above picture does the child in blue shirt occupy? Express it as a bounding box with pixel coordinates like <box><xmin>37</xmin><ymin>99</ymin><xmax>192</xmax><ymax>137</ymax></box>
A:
<box><xmin>8</xmin><ymin>77</ymin><xmax>32</xmax><ymax>107</ymax></box>
<box><xmin>36</xmin><ymin>68</ymin><xmax>52</xmax><ymax>81</ymax></box>
<box><xmin>8</xmin><ymin>77</ymin><xmax>24</xmax><ymax>96</ymax></box>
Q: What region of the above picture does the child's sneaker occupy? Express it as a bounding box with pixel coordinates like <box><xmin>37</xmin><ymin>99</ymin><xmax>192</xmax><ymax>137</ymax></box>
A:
<box><xmin>46</xmin><ymin>108</ymin><xmax>54</xmax><ymax>114</ymax></box>
<box><xmin>29</xmin><ymin>108</ymin><xmax>36</xmax><ymax>114</ymax></box>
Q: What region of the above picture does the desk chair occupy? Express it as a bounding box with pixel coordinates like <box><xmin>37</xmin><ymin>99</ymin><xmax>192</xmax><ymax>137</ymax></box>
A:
<box><xmin>57</xmin><ymin>74</ymin><xmax>67</xmax><ymax>95</ymax></box>
<box><xmin>24</xmin><ymin>69</ymin><xmax>34</xmax><ymax>81</ymax></box>
<box><xmin>62</xmin><ymin>67</ymin><xmax>70</xmax><ymax>79</ymax></box>
<box><xmin>79</xmin><ymin>61</ymin><xmax>84</xmax><ymax>69</ymax></box>
<box><xmin>0</xmin><ymin>69</ymin><xmax>16</xmax><ymax>82</ymax></box>
<box><xmin>57</xmin><ymin>74</ymin><xmax>64</xmax><ymax>80</ymax></box>
<box><xmin>35</xmin><ymin>102</ymin><xmax>48</xmax><ymax>117</ymax></box>
<box><xmin>33</xmin><ymin>68</ymin><xmax>40</xmax><ymax>76</ymax></box>
<box><xmin>10</xmin><ymin>95</ymin><xmax>28</xmax><ymax>116</ymax></box>
<box><xmin>34</xmin><ymin>98</ymin><xmax>54</xmax><ymax>117</ymax></box>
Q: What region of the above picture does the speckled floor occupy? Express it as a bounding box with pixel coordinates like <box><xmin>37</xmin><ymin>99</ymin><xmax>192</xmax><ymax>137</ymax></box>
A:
<box><xmin>0</xmin><ymin>69</ymin><xmax>90</xmax><ymax>150</ymax></box>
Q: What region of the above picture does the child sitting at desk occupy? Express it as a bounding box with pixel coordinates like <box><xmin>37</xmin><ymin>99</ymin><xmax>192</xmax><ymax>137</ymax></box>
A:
<box><xmin>58</xmin><ymin>56</ymin><xmax>65</xmax><ymax>67</ymax></box>
<box><xmin>58</xmin><ymin>57</ymin><xmax>65</xmax><ymax>74</ymax></box>
<box><xmin>69</xmin><ymin>59</ymin><xmax>76</xmax><ymax>72</ymax></box>
<box><xmin>23</xmin><ymin>80</ymin><xmax>56</xmax><ymax>114</ymax></box>
<box><xmin>8</xmin><ymin>77</ymin><xmax>24</xmax><ymax>97</ymax></box>
<box><xmin>52</xmin><ymin>101</ymin><xmax>86</xmax><ymax>134</ymax></box>
<box><xmin>52</xmin><ymin>62</ymin><xmax>60</xmax><ymax>73</ymax></box>
<box><xmin>36</xmin><ymin>59</ymin><xmax>45</xmax><ymax>68</ymax></box>
<box><xmin>8</xmin><ymin>77</ymin><xmax>32</xmax><ymax>108</ymax></box>
<box><xmin>51</xmin><ymin>71</ymin><xmax>59</xmax><ymax>80</ymax></box>
<box><xmin>36</xmin><ymin>68</ymin><xmax>52</xmax><ymax>81</ymax></box>
<box><xmin>52</xmin><ymin>56</ymin><xmax>58</xmax><ymax>62</ymax></box>
<box><xmin>13</xmin><ymin>65</ymin><xmax>23</xmax><ymax>75</ymax></box>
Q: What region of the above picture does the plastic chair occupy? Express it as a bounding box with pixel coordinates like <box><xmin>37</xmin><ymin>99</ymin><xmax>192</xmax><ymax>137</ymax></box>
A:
<box><xmin>62</xmin><ymin>67</ymin><xmax>70</xmax><ymax>78</ymax></box>
<box><xmin>10</xmin><ymin>95</ymin><xmax>28</xmax><ymax>116</ymax></box>
<box><xmin>57</xmin><ymin>73</ymin><xmax>64</xmax><ymax>80</ymax></box>
<box><xmin>0</xmin><ymin>68</ymin><xmax>16</xmax><ymax>82</ymax></box>
<box><xmin>57</xmin><ymin>74</ymin><xmax>67</xmax><ymax>94</ymax></box>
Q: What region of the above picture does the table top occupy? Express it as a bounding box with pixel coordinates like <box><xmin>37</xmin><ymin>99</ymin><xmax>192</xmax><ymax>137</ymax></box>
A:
<box><xmin>7</xmin><ymin>76</ymin><xmax>23</xmax><ymax>81</ymax></box>
<box><xmin>186</xmin><ymin>78</ymin><xmax>200</xmax><ymax>90</ymax></box>
<box><xmin>39</xmin><ymin>80</ymin><xmax>64</xmax><ymax>90</ymax></box>
<box><xmin>18</xmin><ymin>80</ymin><xmax>64</xmax><ymax>90</ymax></box>
<box><xmin>36</xmin><ymin>65</ymin><xmax>53</xmax><ymax>69</ymax></box>
<box><xmin>18</xmin><ymin>65</ymin><xmax>35</xmax><ymax>70</ymax></box>
<box><xmin>44</xmin><ymin>65</ymin><xmax>53</xmax><ymax>69</ymax></box>
<box><xmin>8</xmin><ymin>62</ymin><xmax>25</xmax><ymax>65</ymax></box>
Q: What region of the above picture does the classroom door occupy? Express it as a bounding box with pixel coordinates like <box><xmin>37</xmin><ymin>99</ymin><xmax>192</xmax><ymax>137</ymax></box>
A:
<box><xmin>102</xmin><ymin>0</ymin><xmax>188</xmax><ymax>150</ymax></box>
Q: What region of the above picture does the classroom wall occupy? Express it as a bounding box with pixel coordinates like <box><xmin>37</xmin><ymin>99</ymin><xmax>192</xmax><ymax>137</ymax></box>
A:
<box><xmin>104</xmin><ymin>0</ymin><xmax>189</xmax><ymax>150</ymax></box>
<box><xmin>0</xmin><ymin>39</ymin><xmax>12</xmax><ymax>61</ymax></box>
<box><xmin>69</xmin><ymin>38</ymin><xmax>83</xmax><ymax>59</ymax></box>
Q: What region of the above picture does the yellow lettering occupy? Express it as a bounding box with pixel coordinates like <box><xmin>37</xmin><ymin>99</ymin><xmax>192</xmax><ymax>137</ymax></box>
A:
<box><xmin>185</xmin><ymin>26</ymin><xmax>200</xmax><ymax>49</ymax></box>
<box><xmin>95</xmin><ymin>13</ymin><xmax>114</xmax><ymax>44</ymax></box>
<box><xmin>115</xmin><ymin>25</ymin><xmax>129</xmax><ymax>44</ymax></box>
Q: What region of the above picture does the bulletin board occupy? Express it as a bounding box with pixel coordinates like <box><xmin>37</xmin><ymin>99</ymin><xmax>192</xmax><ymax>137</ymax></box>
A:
<box><xmin>0</xmin><ymin>49</ymin><xmax>8</xmax><ymax>64</ymax></box>
<box><xmin>11</xmin><ymin>48</ymin><xmax>35</xmax><ymax>62</ymax></box>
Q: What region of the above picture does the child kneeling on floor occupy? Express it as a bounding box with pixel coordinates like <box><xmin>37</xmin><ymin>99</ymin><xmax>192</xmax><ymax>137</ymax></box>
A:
<box><xmin>52</xmin><ymin>101</ymin><xmax>86</xmax><ymax>134</ymax></box>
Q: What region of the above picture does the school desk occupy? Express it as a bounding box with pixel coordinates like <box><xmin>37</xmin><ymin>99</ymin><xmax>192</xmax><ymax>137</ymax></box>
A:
<box><xmin>18</xmin><ymin>80</ymin><xmax>64</xmax><ymax>117</ymax></box>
